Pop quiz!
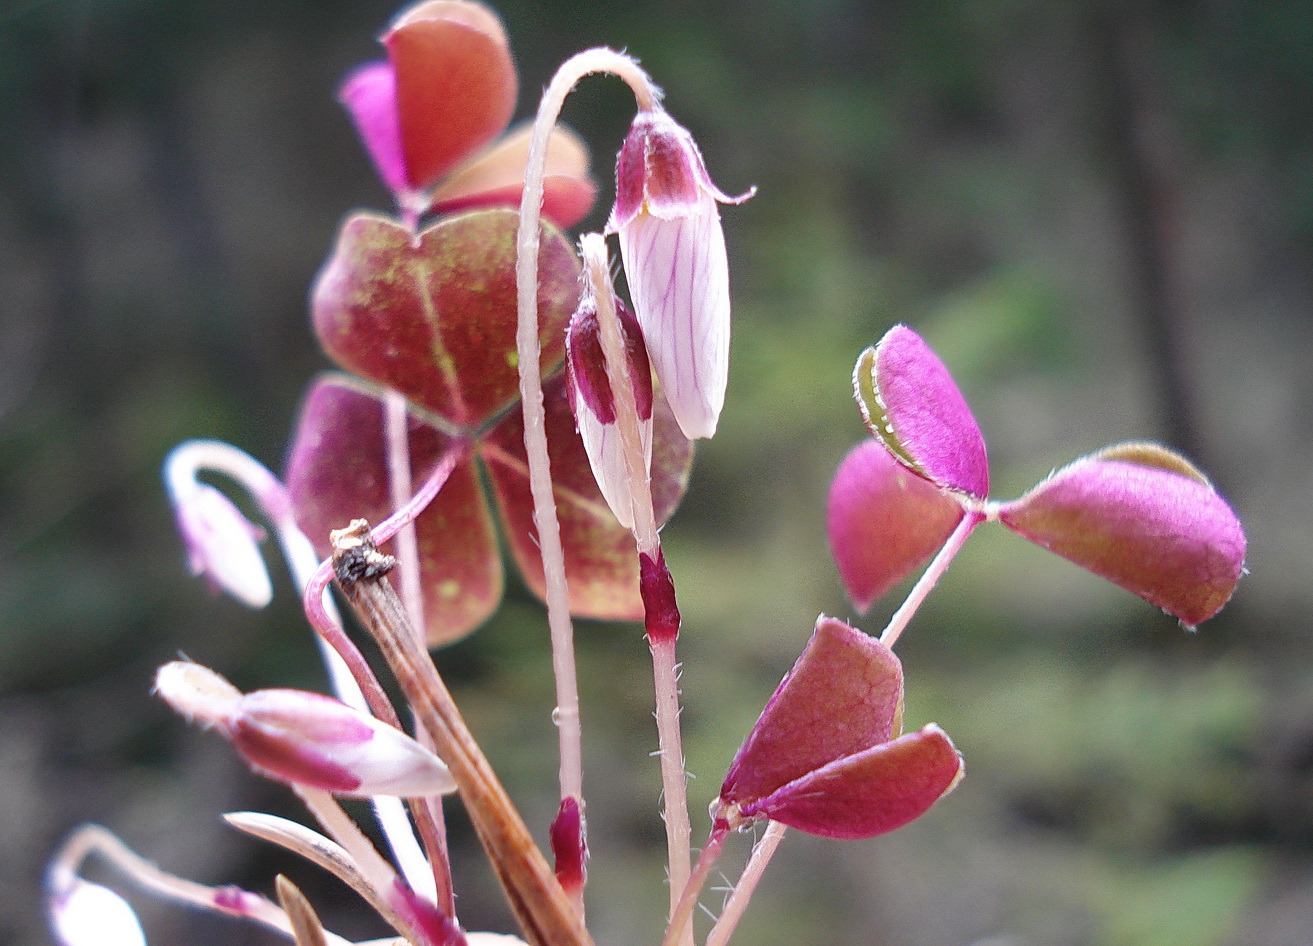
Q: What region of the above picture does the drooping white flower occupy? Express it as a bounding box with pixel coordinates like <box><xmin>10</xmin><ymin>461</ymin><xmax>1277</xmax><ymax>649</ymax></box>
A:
<box><xmin>168</xmin><ymin>478</ymin><xmax>272</xmax><ymax>609</ymax></box>
<box><xmin>611</xmin><ymin>108</ymin><xmax>751</xmax><ymax>440</ymax></box>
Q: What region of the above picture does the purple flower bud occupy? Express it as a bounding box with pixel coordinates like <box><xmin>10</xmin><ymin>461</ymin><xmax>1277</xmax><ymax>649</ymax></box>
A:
<box><xmin>565</xmin><ymin>294</ymin><xmax>653</xmax><ymax>529</ymax></box>
<box><xmin>998</xmin><ymin>442</ymin><xmax>1247</xmax><ymax>628</ymax></box>
<box><xmin>170</xmin><ymin>481</ymin><xmax>272</xmax><ymax>609</ymax></box>
<box><xmin>549</xmin><ymin>795</ymin><xmax>587</xmax><ymax>898</ymax></box>
<box><xmin>611</xmin><ymin>108</ymin><xmax>752</xmax><ymax>440</ymax></box>
<box><xmin>718</xmin><ymin>617</ymin><xmax>962</xmax><ymax>840</ymax></box>
<box><xmin>853</xmin><ymin>325</ymin><xmax>988</xmax><ymax>499</ymax></box>
<box><xmin>228</xmin><ymin>688</ymin><xmax>457</xmax><ymax>798</ymax></box>
<box><xmin>49</xmin><ymin>880</ymin><xmax>146</xmax><ymax>946</ymax></box>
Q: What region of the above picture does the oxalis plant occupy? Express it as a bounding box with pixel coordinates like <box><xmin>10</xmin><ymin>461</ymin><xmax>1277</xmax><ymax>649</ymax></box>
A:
<box><xmin>45</xmin><ymin>3</ymin><xmax>1248</xmax><ymax>946</ymax></box>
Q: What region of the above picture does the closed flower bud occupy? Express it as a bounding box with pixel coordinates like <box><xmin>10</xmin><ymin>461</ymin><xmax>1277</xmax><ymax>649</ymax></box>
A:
<box><xmin>156</xmin><ymin>661</ymin><xmax>456</xmax><ymax>798</ymax></box>
<box><xmin>228</xmin><ymin>688</ymin><xmax>456</xmax><ymax>798</ymax></box>
<box><xmin>565</xmin><ymin>294</ymin><xmax>653</xmax><ymax>529</ymax></box>
<box><xmin>49</xmin><ymin>880</ymin><xmax>146</xmax><ymax>946</ymax></box>
<box><xmin>611</xmin><ymin>108</ymin><xmax>752</xmax><ymax>440</ymax></box>
<box><xmin>169</xmin><ymin>480</ymin><xmax>273</xmax><ymax>609</ymax></box>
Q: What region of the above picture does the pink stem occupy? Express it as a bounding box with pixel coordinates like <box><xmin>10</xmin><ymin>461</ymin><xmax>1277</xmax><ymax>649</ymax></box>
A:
<box><xmin>659</xmin><ymin>824</ymin><xmax>729</xmax><ymax>946</ymax></box>
<box><xmin>579</xmin><ymin>235</ymin><xmax>693</xmax><ymax>935</ymax></box>
<box><xmin>704</xmin><ymin>821</ymin><xmax>787</xmax><ymax>946</ymax></box>
<box><xmin>880</xmin><ymin>507</ymin><xmax>985</xmax><ymax>650</ymax></box>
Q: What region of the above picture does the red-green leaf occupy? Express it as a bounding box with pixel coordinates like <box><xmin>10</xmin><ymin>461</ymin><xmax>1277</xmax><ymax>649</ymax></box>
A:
<box><xmin>285</xmin><ymin>375</ymin><xmax>503</xmax><ymax>645</ymax></box>
<box><xmin>311</xmin><ymin>208</ymin><xmax>581</xmax><ymax>430</ymax></box>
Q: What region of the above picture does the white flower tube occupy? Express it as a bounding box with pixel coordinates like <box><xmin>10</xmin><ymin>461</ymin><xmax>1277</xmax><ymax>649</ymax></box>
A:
<box><xmin>611</xmin><ymin>107</ymin><xmax>752</xmax><ymax>440</ymax></box>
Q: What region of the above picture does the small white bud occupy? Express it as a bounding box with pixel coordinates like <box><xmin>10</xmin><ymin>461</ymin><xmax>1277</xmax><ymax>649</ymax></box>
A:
<box><xmin>50</xmin><ymin>879</ymin><xmax>147</xmax><ymax>946</ymax></box>
<box><xmin>171</xmin><ymin>482</ymin><xmax>273</xmax><ymax>608</ymax></box>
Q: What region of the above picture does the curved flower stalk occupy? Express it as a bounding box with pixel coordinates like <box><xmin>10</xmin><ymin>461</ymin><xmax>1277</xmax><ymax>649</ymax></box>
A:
<box><xmin>47</xmin><ymin>825</ymin><xmax>362</xmax><ymax>946</ymax></box>
<box><xmin>340</xmin><ymin>0</ymin><xmax>595</xmax><ymax>228</ymax></box>
<box><xmin>832</xmin><ymin>324</ymin><xmax>1247</xmax><ymax>630</ymax></box>
<box><xmin>164</xmin><ymin>442</ymin><xmax>278</xmax><ymax>609</ymax></box>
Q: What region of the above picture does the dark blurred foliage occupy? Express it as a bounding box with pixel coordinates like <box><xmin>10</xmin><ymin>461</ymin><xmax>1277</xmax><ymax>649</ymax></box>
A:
<box><xmin>3</xmin><ymin>0</ymin><xmax>1312</xmax><ymax>944</ymax></box>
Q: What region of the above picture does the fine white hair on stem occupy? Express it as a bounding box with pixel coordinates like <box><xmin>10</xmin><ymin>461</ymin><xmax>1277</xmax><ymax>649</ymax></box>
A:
<box><xmin>513</xmin><ymin>47</ymin><xmax>659</xmax><ymax>836</ymax></box>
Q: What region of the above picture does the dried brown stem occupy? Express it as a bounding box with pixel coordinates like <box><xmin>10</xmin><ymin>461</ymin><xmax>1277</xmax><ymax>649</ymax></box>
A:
<box><xmin>330</xmin><ymin>521</ymin><xmax>593</xmax><ymax>946</ymax></box>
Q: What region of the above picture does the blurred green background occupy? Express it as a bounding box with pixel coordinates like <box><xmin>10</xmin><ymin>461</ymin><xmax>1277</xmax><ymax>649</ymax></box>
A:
<box><xmin>2</xmin><ymin>0</ymin><xmax>1310</xmax><ymax>944</ymax></box>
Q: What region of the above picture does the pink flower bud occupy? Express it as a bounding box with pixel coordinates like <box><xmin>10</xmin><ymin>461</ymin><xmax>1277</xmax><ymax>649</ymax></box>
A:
<box><xmin>549</xmin><ymin>795</ymin><xmax>587</xmax><ymax>898</ymax></box>
<box><xmin>156</xmin><ymin>661</ymin><xmax>455</xmax><ymax>798</ymax></box>
<box><xmin>565</xmin><ymin>294</ymin><xmax>653</xmax><ymax>529</ymax></box>
<box><xmin>611</xmin><ymin>108</ymin><xmax>752</xmax><ymax>440</ymax></box>
<box><xmin>228</xmin><ymin>688</ymin><xmax>457</xmax><ymax>798</ymax></box>
<box><xmin>169</xmin><ymin>481</ymin><xmax>272</xmax><ymax>609</ymax></box>
<box><xmin>49</xmin><ymin>880</ymin><xmax>146</xmax><ymax>946</ymax></box>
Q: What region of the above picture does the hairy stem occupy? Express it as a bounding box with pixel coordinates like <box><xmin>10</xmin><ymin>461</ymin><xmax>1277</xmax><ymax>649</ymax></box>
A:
<box><xmin>579</xmin><ymin>236</ymin><xmax>693</xmax><ymax>927</ymax></box>
<box><xmin>659</xmin><ymin>824</ymin><xmax>729</xmax><ymax>946</ymax></box>
<box><xmin>515</xmin><ymin>48</ymin><xmax>659</xmax><ymax>829</ymax></box>
<box><xmin>704</xmin><ymin>821</ymin><xmax>787</xmax><ymax>946</ymax></box>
